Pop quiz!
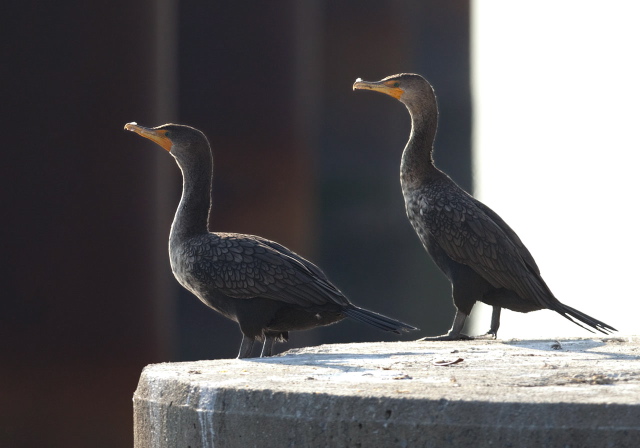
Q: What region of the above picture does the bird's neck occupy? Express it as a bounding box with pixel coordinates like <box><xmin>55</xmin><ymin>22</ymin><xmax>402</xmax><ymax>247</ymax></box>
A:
<box><xmin>400</xmin><ymin>98</ymin><xmax>438</xmax><ymax>189</ymax></box>
<box><xmin>171</xmin><ymin>154</ymin><xmax>212</xmax><ymax>241</ymax></box>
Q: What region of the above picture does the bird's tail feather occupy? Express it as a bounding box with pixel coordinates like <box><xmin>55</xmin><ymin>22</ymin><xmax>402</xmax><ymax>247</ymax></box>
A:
<box><xmin>550</xmin><ymin>302</ymin><xmax>617</xmax><ymax>335</ymax></box>
<box><xmin>343</xmin><ymin>306</ymin><xmax>418</xmax><ymax>334</ymax></box>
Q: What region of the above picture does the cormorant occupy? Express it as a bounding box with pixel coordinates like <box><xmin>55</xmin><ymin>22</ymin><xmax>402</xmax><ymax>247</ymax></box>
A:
<box><xmin>353</xmin><ymin>73</ymin><xmax>615</xmax><ymax>339</ymax></box>
<box><xmin>125</xmin><ymin>122</ymin><xmax>417</xmax><ymax>357</ymax></box>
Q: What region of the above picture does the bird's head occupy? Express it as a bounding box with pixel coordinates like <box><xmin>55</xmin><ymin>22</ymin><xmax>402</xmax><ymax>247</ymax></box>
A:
<box><xmin>353</xmin><ymin>73</ymin><xmax>434</xmax><ymax>109</ymax></box>
<box><xmin>124</xmin><ymin>122</ymin><xmax>210</xmax><ymax>163</ymax></box>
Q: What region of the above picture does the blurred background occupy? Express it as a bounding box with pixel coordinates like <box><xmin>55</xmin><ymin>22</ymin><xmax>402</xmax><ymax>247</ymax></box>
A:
<box><xmin>1</xmin><ymin>1</ymin><xmax>636</xmax><ymax>447</ymax></box>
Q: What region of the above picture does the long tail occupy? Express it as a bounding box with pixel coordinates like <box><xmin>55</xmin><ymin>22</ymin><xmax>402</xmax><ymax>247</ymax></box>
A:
<box><xmin>343</xmin><ymin>306</ymin><xmax>418</xmax><ymax>334</ymax></box>
<box><xmin>550</xmin><ymin>302</ymin><xmax>617</xmax><ymax>335</ymax></box>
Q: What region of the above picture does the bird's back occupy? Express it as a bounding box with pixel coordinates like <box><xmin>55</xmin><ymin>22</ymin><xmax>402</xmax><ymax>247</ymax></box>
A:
<box><xmin>404</xmin><ymin>170</ymin><xmax>552</xmax><ymax>306</ymax></box>
<box><xmin>169</xmin><ymin>232</ymin><xmax>351</xmax><ymax>314</ymax></box>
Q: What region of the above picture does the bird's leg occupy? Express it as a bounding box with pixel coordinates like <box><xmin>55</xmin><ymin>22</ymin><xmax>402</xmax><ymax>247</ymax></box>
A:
<box><xmin>475</xmin><ymin>306</ymin><xmax>501</xmax><ymax>339</ymax></box>
<box><xmin>237</xmin><ymin>335</ymin><xmax>255</xmax><ymax>359</ymax></box>
<box><xmin>417</xmin><ymin>310</ymin><xmax>472</xmax><ymax>341</ymax></box>
<box><xmin>489</xmin><ymin>306</ymin><xmax>501</xmax><ymax>335</ymax></box>
<box><xmin>260</xmin><ymin>336</ymin><xmax>275</xmax><ymax>358</ymax></box>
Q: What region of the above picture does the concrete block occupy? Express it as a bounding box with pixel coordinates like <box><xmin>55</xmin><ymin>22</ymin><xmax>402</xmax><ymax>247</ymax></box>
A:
<box><xmin>134</xmin><ymin>337</ymin><xmax>640</xmax><ymax>447</ymax></box>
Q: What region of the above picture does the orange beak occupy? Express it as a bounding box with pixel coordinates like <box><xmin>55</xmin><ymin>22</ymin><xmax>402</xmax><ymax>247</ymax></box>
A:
<box><xmin>353</xmin><ymin>78</ymin><xmax>404</xmax><ymax>100</ymax></box>
<box><xmin>124</xmin><ymin>122</ymin><xmax>173</xmax><ymax>152</ymax></box>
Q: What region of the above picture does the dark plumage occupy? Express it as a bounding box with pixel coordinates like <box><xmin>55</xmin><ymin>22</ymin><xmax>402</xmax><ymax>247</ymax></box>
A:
<box><xmin>353</xmin><ymin>73</ymin><xmax>616</xmax><ymax>339</ymax></box>
<box><xmin>125</xmin><ymin>122</ymin><xmax>417</xmax><ymax>358</ymax></box>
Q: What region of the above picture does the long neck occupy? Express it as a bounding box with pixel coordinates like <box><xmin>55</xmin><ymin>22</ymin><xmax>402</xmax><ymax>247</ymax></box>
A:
<box><xmin>170</xmin><ymin>151</ymin><xmax>212</xmax><ymax>241</ymax></box>
<box><xmin>400</xmin><ymin>95</ymin><xmax>438</xmax><ymax>189</ymax></box>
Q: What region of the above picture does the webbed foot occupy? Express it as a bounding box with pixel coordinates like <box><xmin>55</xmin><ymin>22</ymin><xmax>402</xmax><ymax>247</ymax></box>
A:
<box><xmin>417</xmin><ymin>332</ymin><xmax>473</xmax><ymax>341</ymax></box>
<box><xmin>473</xmin><ymin>331</ymin><xmax>497</xmax><ymax>340</ymax></box>
<box><xmin>418</xmin><ymin>310</ymin><xmax>472</xmax><ymax>341</ymax></box>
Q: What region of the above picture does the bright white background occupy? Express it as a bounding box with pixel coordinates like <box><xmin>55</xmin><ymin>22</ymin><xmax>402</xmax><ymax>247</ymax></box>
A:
<box><xmin>470</xmin><ymin>1</ymin><xmax>639</xmax><ymax>338</ymax></box>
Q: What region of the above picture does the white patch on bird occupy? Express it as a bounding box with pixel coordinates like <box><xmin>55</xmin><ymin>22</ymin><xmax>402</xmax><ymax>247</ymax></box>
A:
<box><xmin>315</xmin><ymin>314</ymin><xmax>321</xmax><ymax>320</ymax></box>
<box><xmin>355</xmin><ymin>78</ymin><xmax>363</xmax><ymax>82</ymax></box>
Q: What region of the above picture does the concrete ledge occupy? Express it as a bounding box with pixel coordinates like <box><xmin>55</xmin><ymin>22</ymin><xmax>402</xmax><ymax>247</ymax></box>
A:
<box><xmin>134</xmin><ymin>337</ymin><xmax>640</xmax><ymax>447</ymax></box>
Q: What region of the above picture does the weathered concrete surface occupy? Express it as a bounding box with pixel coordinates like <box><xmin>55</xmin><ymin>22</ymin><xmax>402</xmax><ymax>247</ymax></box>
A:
<box><xmin>134</xmin><ymin>336</ymin><xmax>640</xmax><ymax>447</ymax></box>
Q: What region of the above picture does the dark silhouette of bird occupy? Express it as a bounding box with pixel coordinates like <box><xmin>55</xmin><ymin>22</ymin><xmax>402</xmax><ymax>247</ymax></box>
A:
<box><xmin>353</xmin><ymin>73</ymin><xmax>615</xmax><ymax>340</ymax></box>
<box><xmin>125</xmin><ymin>122</ymin><xmax>417</xmax><ymax>357</ymax></box>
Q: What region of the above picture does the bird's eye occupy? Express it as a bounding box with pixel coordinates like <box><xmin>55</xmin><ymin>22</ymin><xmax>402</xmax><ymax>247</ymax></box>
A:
<box><xmin>393</xmin><ymin>82</ymin><xmax>400</xmax><ymax>88</ymax></box>
<box><xmin>165</xmin><ymin>131</ymin><xmax>172</xmax><ymax>138</ymax></box>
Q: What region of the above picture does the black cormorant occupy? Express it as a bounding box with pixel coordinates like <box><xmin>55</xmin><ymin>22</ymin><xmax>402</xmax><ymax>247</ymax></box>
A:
<box><xmin>353</xmin><ymin>73</ymin><xmax>615</xmax><ymax>340</ymax></box>
<box><xmin>125</xmin><ymin>122</ymin><xmax>417</xmax><ymax>357</ymax></box>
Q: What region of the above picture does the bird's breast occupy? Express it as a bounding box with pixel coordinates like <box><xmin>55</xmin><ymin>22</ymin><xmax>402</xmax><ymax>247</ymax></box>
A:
<box><xmin>169</xmin><ymin>239</ymin><xmax>214</xmax><ymax>292</ymax></box>
<box><xmin>403</xmin><ymin>187</ymin><xmax>456</xmax><ymax>275</ymax></box>
<box><xmin>403</xmin><ymin>190</ymin><xmax>431</xmax><ymax>243</ymax></box>
<box><xmin>168</xmin><ymin>240</ymin><xmax>241</xmax><ymax>319</ymax></box>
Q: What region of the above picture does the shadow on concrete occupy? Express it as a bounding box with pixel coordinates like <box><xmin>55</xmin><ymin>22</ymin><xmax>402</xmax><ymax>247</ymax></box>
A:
<box><xmin>243</xmin><ymin>351</ymin><xmax>438</xmax><ymax>374</ymax></box>
<box><xmin>501</xmin><ymin>337</ymin><xmax>639</xmax><ymax>361</ymax></box>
